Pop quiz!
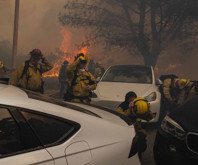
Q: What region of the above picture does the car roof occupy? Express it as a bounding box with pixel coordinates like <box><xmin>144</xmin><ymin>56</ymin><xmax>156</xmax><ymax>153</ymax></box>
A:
<box><xmin>0</xmin><ymin>83</ymin><xmax>28</xmax><ymax>98</ymax></box>
<box><xmin>0</xmin><ymin>83</ymin><xmax>133</xmax><ymax>127</ymax></box>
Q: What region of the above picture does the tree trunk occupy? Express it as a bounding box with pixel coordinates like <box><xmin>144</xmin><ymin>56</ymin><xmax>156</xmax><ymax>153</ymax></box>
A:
<box><xmin>142</xmin><ymin>52</ymin><xmax>159</xmax><ymax>67</ymax></box>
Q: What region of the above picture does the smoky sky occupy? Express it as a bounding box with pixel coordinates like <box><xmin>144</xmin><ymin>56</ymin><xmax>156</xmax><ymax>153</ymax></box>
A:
<box><xmin>1</xmin><ymin>0</ymin><xmax>198</xmax><ymax>79</ymax></box>
<box><xmin>0</xmin><ymin>0</ymin><xmax>85</xmax><ymax>55</ymax></box>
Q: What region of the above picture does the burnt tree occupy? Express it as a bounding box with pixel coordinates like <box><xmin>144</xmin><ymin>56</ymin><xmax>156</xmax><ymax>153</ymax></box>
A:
<box><xmin>59</xmin><ymin>0</ymin><xmax>198</xmax><ymax>67</ymax></box>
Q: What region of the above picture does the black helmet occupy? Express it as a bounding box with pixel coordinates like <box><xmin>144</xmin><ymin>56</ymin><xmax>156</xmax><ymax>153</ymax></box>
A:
<box><xmin>125</xmin><ymin>91</ymin><xmax>137</xmax><ymax>101</ymax></box>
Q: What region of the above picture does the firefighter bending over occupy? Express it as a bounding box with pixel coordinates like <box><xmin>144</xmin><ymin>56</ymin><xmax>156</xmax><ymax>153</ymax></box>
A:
<box><xmin>9</xmin><ymin>49</ymin><xmax>53</xmax><ymax>93</ymax></box>
<box><xmin>64</xmin><ymin>53</ymin><xmax>96</xmax><ymax>104</ymax></box>
<box><xmin>117</xmin><ymin>91</ymin><xmax>153</xmax><ymax>158</ymax></box>
<box><xmin>160</xmin><ymin>75</ymin><xmax>198</xmax><ymax>111</ymax></box>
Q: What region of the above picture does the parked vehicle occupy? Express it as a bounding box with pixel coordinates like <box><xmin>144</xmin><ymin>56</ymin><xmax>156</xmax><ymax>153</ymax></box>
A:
<box><xmin>91</xmin><ymin>65</ymin><xmax>161</xmax><ymax>123</ymax></box>
<box><xmin>0</xmin><ymin>80</ymin><xmax>140</xmax><ymax>165</ymax></box>
<box><xmin>153</xmin><ymin>95</ymin><xmax>198</xmax><ymax>165</ymax></box>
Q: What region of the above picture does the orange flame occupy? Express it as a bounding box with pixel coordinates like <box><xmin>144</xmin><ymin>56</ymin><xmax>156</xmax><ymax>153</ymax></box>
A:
<box><xmin>165</xmin><ymin>64</ymin><xmax>178</xmax><ymax>72</ymax></box>
<box><xmin>43</xmin><ymin>27</ymin><xmax>89</xmax><ymax>78</ymax></box>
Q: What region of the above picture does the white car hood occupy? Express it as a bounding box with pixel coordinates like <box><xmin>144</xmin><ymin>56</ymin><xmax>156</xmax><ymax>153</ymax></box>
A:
<box><xmin>95</xmin><ymin>82</ymin><xmax>153</xmax><ymax>100</ymax></box>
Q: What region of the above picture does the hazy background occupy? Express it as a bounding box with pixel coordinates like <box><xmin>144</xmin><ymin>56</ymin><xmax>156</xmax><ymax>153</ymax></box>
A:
<box><xmin>1</xmin><ymin>0</ymin><xmax>198</xmax><ymax>79</ymax></box>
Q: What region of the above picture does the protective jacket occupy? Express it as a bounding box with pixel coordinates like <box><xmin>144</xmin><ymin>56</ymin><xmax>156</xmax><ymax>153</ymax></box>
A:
<box><xmin>94</xmin><ymin>66</ymin><xmax>105</xmax><ymax>78</ymax></box>
<box><xmin>162</xmin><ymin>78</ymin><xmax>197</xmax><ymax>104</ymax></box>
<box><xmin>184</xmin><ymin>81</ymin><xmax>198</xmax><ymax>100</ymax></box>
<box><xmin>0</xmin><ymin>60</ymin><xmax>4</xmax><ymax>69</ymax></box>
<box><xmin>66</xmin><ymin>58</ymin><xmax>96</xmax><ymax>103</ymax></box>
<box><xmin>0</xmin><ymin>60</ymin><xmax>7</xmax><ymax>72</ymax></box>
<box><xmin>9</xmin><ymin>57</ymin><xmax>53</xmax><ymax>92</ymax></box>
<box><xmin>117</xmin><ymin>101</ymin><xmax>153</xmax><ymax>135</ymax></box>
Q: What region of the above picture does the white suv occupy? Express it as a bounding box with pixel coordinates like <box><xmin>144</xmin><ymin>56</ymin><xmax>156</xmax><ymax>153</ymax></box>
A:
<box><xmin>92</xmin><ymin>65</ymin><xmax>161</xmax><ymax>123</ymax></box>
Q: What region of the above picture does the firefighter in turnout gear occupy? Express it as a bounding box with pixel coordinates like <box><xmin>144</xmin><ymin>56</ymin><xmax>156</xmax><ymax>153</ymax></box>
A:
<box><xmin>59</xmin><ymin>60</ymin><xmax>69</xmax><ymax>98</ymax></box>
<box><xmin>116</xmin><ymin>91</ymin><xmax>153</xmax><ymax>158</ymax></box>
<box><xmin>65</xmin><ymin>53</ymin><xmax>96</xmax><ymax>104</ymax></box>
<box><xmin>9</xmin><ymin>49</ymin><xmax>53</xmax><ymax>93</ymax></box>
<box><xmin>159</xmin><ymin>75</ymin><xmax>195</xmax><ymax>113</ymax></box>
<box><xmin>94</xmin><ymin>61</ymin><xmax>105</xmax><ymax>78</ymax></box>
<box><xmin>0</xmin><ymin>60</ymin><xmax>7</xmax><ymax>72</ymax></box>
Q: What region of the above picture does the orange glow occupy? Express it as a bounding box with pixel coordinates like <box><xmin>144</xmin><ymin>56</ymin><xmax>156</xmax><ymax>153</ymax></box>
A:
<box><xmin>154</xmin><ymin>66</ymin><xmax>159</xmax><ymax>74</ymax></box>
<box><xmin>165</xmin><ymin>64</ymin><xmax>178</xmax><ymax>72</ymax></box>
<box><xmin>43</xmin><ymin>27</ymin><xmax>89</xmax><ymax>78</ymax></box>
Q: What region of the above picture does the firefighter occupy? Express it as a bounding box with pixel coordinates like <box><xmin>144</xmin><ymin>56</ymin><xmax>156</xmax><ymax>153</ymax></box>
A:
<box><xmin>64</xmin><ymin>53</ymin><xmax>96</xmax><ymax>104</ymax></box>
<box><xmin>88</xmin><ymin>59</ymin><xmax>96</xmax><ymax>75</ymax></box>
<box><xmin>94</xmin><ymin>61</ymin><xmax>105</xmax><ymax>79</ymax></box>
<box><xmin>9</xmin><ymin>48</ymin><xmax>53</xmax><ymax>93</ymax></box>
<box><xmin>160</xmin><ymin>75</ymin><xmax>193</xmax><ymax>111</ymax></box>
<box><xmin>185</xmin><ymin>80</ymin><xmax>198</xmax><ymax>100</ymax></box>
<box><xmin>0</xmin><ymin>60</ymin><xmax>7</xmax><ymax>72</ymax></box>
<box><xmin>116</xmin><ymin>91</ymin><xmax>153</xmax><ymax>158</ymax></box>
<box><xmin>59</xmin><ymin>60</ymin><xmax>69</xmax><ymax>98</ymax></box>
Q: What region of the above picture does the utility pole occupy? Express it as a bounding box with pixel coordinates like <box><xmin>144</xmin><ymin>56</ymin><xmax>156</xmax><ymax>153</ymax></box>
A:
<box><xmin>12</xmin><ymin>0</ymin><xmax>20</xmax><ymax>69</ymax></box>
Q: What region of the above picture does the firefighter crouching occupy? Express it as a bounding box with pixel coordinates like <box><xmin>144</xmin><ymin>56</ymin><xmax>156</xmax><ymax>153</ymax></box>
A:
<box><xmin>9</xmin><ymin>49</ymin><xmax>53</xmax><ymax>93</ymax></box>
<box><xmin>64</xmin><ymin>53</ymin><xmax>96</xmax><ymax>104</ymax></box>
<box><xmin>116</xmin><ymin>91</ymin><xmax>153</xmax><ymax>158</ymax></box>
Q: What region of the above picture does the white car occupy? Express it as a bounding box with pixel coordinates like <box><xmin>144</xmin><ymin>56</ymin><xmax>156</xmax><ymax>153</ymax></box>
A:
<box><xmin>92</xmin><ymin>65</ymin><xmax>161</xmax><ymax>123</ymax></box>
<box><xmin>0</xmin><ymin>80</ymin><xmax>140</xmax><ymax>165</ymax></box>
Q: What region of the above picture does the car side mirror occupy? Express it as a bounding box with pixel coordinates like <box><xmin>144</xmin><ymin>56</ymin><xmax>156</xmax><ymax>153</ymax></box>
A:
<box><xmin>156</xmin><ymin>79</ymin><xmax>162</xmax><ymax>86</ymax></box>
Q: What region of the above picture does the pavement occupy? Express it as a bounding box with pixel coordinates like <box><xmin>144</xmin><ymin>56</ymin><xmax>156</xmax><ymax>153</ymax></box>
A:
<box><xmin>141</xmin><ymin>126</ymin><xmax>158</xmax><ymax>165</ymax></box>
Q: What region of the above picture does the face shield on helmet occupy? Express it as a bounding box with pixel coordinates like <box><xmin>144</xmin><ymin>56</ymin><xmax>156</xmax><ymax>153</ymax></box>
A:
<box><xmin>132</xmin><ymin>97</ymin><xmax>150</xmax><ymax>117</ymax></box>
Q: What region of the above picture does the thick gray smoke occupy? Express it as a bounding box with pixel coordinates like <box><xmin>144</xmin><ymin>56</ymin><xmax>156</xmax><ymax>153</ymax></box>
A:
<box><xmin>1</xmin><ymin>0</ymin><xmax>198</xmax><ymax>80</ymax></box>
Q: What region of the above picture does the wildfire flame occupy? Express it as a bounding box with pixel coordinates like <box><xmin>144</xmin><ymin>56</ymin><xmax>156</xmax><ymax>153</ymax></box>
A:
<box><xmin>43</xmin><ymin>27</ymin><xmax>89</xmax><ymax>78</ymax></box>
<box><xmin>165</xmin><ymin>64</ymin><xmax>178</xmax><ymax>72</ymax></box>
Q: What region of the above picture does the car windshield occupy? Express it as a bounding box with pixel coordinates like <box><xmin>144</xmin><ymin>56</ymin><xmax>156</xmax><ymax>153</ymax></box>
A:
<box><xmin>101</xmin><ymin>65</ymin><xmax>152</xmax><ymax>84</ymax></box>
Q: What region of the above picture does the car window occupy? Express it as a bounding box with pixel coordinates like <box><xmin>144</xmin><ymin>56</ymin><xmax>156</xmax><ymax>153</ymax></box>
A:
<box><xmin>0</xmin><ymin>107</ymin><xmax>41</xmax><ymax>157</ymax></box>
<box><xmin>21</xmin><ymin>111</ymin><xmax>77</xmax><ymax>147</ymax></box>
<box><xmin>101</xmin><ymin>65</ymin><xmax>152</xmax><ymax>84</ymax></box>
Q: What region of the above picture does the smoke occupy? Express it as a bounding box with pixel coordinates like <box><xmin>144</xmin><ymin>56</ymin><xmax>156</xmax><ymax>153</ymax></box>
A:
<box><xmin>156</xmin><ymin>44</ymin><xmax>198</xmax><ymax>80</ymax></box>
<box><xmin>0</xmin><ymin>40</ymin><xmax>12</xmax><ymax>67</ymax></box>
<box><xmin>1</xmin><ymin>0</ymin><xmax>198</xmax><ymax>80</ymax></box>
<box><xmin>0</xmin><ymin>0</ymin><xmax>68</xmax><ymax>56</ymax></box>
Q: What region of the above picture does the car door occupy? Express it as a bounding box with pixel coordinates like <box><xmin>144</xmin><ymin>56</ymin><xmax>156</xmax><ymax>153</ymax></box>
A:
<box><xmin>18</xmin><ymin>109</ymin><xmax>80</xmax><ymax>165</ymax></box>
<box><xmin>0</xmin><ymin>106</ymin><xmax>54</xmax><ymax>165</ymax></box>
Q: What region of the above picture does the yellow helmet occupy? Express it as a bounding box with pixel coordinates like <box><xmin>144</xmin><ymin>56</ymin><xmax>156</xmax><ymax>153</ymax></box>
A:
<box><xmin>175</xmin><ymin>79</ymin><xmax>190</xmax><ymax>89</ymax></box>
<box><xmin>0</xmin><ymin>61</ymin><xmax>4</xmax><ymax>69</ymax></box>
<box><xmin>132</xmin><ymin>97</ymin><xmax>149</xmax><ymax>116</ymax></box>
<box><xmin>97</xmin><ymin>61</ymin><xmax>102</xmax><ymax>66</ymax></box>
